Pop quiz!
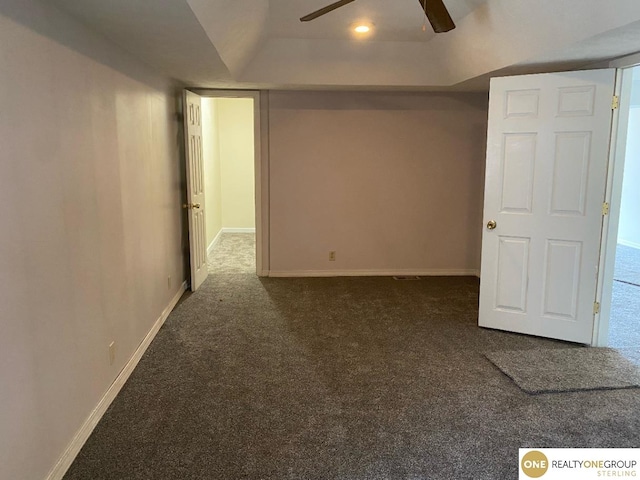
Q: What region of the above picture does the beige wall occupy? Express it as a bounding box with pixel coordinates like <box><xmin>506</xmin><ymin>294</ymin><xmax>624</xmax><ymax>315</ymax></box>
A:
<box><xmin>0</xmin><ymin>1</ymin><xmax>186</xmax><ymax>479</ymax></box>
<box><xmin>217</xmin><ymin>98</ymin><xmax>256</xmax><ymax>229</ymax></box>
<box><xmin>268</xmin><ymin>91</ymin><xmax>488</xmax><ymax>275</ymax></box>
<box><xmin>202</xmin><ymin>98</ymin><xmax>223</xmax><ymax>248</ymax></box>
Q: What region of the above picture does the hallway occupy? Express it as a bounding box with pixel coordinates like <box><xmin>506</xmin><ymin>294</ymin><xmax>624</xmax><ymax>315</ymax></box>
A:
<box><xmin>208</xmin><ymin>233</ymin><xmax>256</xmax><ymax>275</ymax></box>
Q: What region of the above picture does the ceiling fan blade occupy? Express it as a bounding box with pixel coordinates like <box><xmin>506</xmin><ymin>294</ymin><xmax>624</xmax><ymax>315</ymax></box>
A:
<box><xmin>300</xmin><ymin>0</ymin><xmax>357</xmax><ymax>22</ymax></box>
<box><xmin>418</xmin><ymin>0</ymin><xmax>456</xmax><ymax>33</ymax></box>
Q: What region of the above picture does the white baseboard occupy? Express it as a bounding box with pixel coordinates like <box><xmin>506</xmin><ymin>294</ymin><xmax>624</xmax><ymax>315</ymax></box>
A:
<box><xmin>207</xmin><ymin>229</ymin><xmax>223</xmax><ymax>256</ymax></box>
<box><xmin>618</xmin><ymin>239</ymin><xmax>640</xmax><ymax>250</ymax></box>
<box><xmin>222</xmin><ymin>227</ymin><xmax>255</xmax><ymax>234</ymax></box>
<box><xmin>46</xmin><ymin>280</ymin><xmax>188</xmax><ymax>480</ymax></box>
<box><xmin>267</xmin><ymin>269</ymin><xmax>480</xmax><ymax>278</ymax></box>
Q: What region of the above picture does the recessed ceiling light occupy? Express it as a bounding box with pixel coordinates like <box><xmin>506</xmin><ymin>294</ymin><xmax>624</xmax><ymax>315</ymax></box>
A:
<box><xmin>354</xmin><ymin>25</ymin><xmax>370</xmax><ymax>34</ymax></box>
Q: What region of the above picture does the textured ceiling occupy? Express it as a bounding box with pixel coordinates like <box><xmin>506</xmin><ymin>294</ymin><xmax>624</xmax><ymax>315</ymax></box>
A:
<box><xmin>46</xmin><ymin>0</ymin><xmax>640</xmax><ymax>90</ymax></box>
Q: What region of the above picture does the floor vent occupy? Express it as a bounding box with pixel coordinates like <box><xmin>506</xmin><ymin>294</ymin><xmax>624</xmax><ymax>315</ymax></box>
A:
<box><xmin>393</xmin><ymin>276</ymin><xmax>421</xmax><ymax>280</ymax></box>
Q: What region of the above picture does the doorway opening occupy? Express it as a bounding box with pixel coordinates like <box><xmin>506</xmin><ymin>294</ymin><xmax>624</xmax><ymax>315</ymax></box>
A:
<box><xmin>201</xmin><ymin>96</ymin><xmax>257</xmax><ymax>274</ymax></box>
<box><xmin>610</xmin><ymin>65</ymin><xmax>640</xmax><ymax>348</ymax></box>
<box><xmin>601</xmin><ymin>65</ymin><xmax>640</xmax><ymax>350</ymax></box>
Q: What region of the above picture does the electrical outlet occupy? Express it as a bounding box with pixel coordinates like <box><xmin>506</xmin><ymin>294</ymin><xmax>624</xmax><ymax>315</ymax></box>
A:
<box><xmin>109</xmin><ymin>342</ymin><xmax>115</xmax><ymax>365</ymax></box>
<box><xmin>329</xmin><ymin>251</ymin><xmax>336</xmax><ymax>261</ymax></box>
<box><xmin>168</xmin><ymin>275</ymin><xmax>172</xmax><ymax>289</ymax></box>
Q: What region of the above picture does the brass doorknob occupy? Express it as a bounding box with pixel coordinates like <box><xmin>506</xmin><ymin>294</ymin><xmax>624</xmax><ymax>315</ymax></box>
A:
<box><xmin>182</xmin><ymin>203</ymin><xmax>201</xmax><ymax>209</ymax></box>
<box><xmin>487</xmin><ymin>220</ymin><xmax>497</xmax><ymax>230</ymax></box>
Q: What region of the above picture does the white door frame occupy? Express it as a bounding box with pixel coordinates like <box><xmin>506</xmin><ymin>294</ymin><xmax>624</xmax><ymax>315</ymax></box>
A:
<box><xmin>593</xmin><ymin>53</ymin><xmax>640</xmax><ymax>346</ymax></box>
<box><xmin>194</xmin><ymin>89</ymin><xmax>269</xmax><ymax>277</ymax></box>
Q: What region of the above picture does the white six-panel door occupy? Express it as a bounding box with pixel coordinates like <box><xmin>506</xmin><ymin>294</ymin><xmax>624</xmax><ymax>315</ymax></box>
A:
<box><xmin>184</xmin><ymin>90</ymin><xmax>208</xmax><ymax>291</ymax></box>
<box><xmin>479</xmin><ymin>70</ymin><xmax>616</xmax><ymax>344</ymax></box>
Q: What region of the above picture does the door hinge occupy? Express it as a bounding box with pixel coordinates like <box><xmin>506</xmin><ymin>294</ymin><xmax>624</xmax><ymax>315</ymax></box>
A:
<box><xmin>612</xmin><ymin>95</ymin><xmax>619</xmax><ymax>110</ymax></box>
<box><xmin>602</xmin><ymin>202</ymin><xmax>610</xmax><ymax>216</ymax></box>
<box><xmin>594</xmin><ymin>302</ymin><xmax>600</xmax><ymax>315</ymax></box>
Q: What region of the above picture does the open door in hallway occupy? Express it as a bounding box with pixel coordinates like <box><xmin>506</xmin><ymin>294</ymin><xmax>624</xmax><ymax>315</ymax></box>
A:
<box><xmin>479</xmin><ymin>69</ymin><xmax>616</xmax><ymax>343</ymax></box>
<box><xmin>184</xmin><ymin>90</ymin><xmax>208</xmax><ymax>291</ymax></box>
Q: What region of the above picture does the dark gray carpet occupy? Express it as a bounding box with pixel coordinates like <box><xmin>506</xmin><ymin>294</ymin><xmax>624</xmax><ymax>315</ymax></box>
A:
<box><xmin>64</xmin><ymin>235</ymin><xmax>640</xmax><ymax>480</ymax></box>
<box><xmin>207</xmin><ymin>233</ymin><xmax>255</xmax><ymax>274</ymax></box>
<box><xmin>610</xmin><ymin>281</ymin><xmax>640</xmax><ymax>348</ymax></box>
<box><xmin>614</xmin><ymin>244</ymin><xmax>640</xmax><ymax>287</ymax></box>
<box><xmin>619</xmin><ymin>348</ymin><xmax>640</xmax><ymax>367</ymax></box>
<box><xmin>486</xmin><ymin>348</ymin><xmax>640</xmax><ymax>394</ymax></box>
<box><xmin>610</xmin><ymin>244</ymin><xmax>640</xmax><ymax>348</ymax></box>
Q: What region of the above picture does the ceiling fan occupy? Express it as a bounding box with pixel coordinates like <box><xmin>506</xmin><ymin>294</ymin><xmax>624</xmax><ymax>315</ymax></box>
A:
<box><xmin>300</xmin><ymin>0</ymin><xmax>456</xmax><ymax>33</ymax></box>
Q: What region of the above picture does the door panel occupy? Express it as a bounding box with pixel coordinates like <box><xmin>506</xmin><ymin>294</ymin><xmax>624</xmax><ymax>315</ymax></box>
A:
<box><xmin>542</xmin><ymin>239</ymin><xmax>582</xmax><ymax>320</ymax></box>
<box><xmin>479</xmin><ymin>69</ymin><xmax>616</xmax><ymax>344</ymax></box>
<box><xmin>500</xmin><ymin>134</ymin><xmax>536</xmax><ymax>213</ymax></box>
<box><xmin>550</xmin><ymin>132</ymin><xmax>591</xmax><ymax>215</ymax></box>
<box><xmin>184</xmin><ymin>90</ymin><xmax>208</xmax><ymax>291</ymax></box>
<box><xmin>504</xmin><ymin>89</ymin><xmax>540</xmax><ymax>118</ymax></box>
<box><xmin>495</xmin><ymin>236</ymin><xmax>530</xmax><ymax>313</ymax></box>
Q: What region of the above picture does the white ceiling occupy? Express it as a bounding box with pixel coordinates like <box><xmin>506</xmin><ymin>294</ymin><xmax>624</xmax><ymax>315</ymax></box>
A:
<box><xmin>267</xmin><ymin>0</ymin><xmax>487</xmax><ymax>42</ymax></box>
<box><xmin>47</xmin><ymin>0</ymin><xmax>640</xmax><ymax>90</ymax></box>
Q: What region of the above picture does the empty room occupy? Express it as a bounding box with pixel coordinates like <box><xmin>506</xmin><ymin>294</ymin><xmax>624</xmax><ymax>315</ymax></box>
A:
<box><xmin>2</xmin><ymin>0</ymin><xmax>640</xmax><ymax>479</ymax></box>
